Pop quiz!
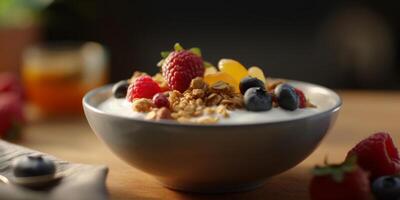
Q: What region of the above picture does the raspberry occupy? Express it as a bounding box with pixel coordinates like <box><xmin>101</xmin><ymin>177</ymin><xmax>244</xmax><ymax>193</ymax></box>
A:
<box><xmin>294</xmin><ymin>88</ymin><xmax>306</xmax><ymax>108</ymax></box>
<box><xmin>126</xmin><ymin>76</ymin><xmax>161</xmax><ymax>101</ymax></box>
<box><xmin>152</xmin><ymin>93</ymin><xmax>170</xmax><ymax>108</ymax></box>
<box><xmin>162</xmin><ymin>50</ymin><xmax>204</xmax><ymax>92</ymax></box>
<box><xmin>346</xmin><ymin>132</ymin><xmax>400</xmax><ymax>180</ymax></box>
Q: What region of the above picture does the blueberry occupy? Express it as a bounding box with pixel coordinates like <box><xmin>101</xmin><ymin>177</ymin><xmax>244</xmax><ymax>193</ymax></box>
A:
<box><xmin>244</xmin><ymin>87</ymin><xmax>272</xmax><ymax>111</ymax></box>
<box><xmin>239</xmin><ymin>76</ymin><xmax>265</xmax><ymax>95</ymax></box>
<box><xmin>275</xmin><ymin>84</ymin><xmax>299</xmax><ymax>111</ymax></box>
<box><xmin>12</xmin><ymin>155</ymin><xmax>56</xmax><ymax>177</ymax></box>
<box><xmin>372</xmin><ymin>176</ymin><xmax>400</xmax><ymax>200</ymax></box>
<box><xmin>112</xmin><ymin>80</ymin><xmax>129</xmax><ymax>98</ymax></box>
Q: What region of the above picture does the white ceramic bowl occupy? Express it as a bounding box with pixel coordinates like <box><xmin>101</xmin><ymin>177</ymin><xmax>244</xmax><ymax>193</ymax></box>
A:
<box><xmin>83</xmin><ymin>80</ymin><xmax>341</xmax><ymax>193</ymax></box>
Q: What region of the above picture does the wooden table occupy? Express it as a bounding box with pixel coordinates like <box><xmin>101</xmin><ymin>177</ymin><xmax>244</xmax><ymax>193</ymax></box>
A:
<box><xmin>16</xmin><ymin>91</ymin><xmax>400</xmax><ymax>200</ymax></box>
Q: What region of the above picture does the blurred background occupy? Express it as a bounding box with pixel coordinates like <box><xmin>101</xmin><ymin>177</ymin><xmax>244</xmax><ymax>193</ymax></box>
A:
<box><xmin>0</xmin><ymin>0</ymin><xmax>399</xmax><ymax>118</ymax></box>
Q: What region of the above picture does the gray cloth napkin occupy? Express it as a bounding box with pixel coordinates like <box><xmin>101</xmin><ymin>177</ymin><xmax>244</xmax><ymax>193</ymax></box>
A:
<box><xmin>0</xmin><ymin>140</ymin><xmax>109</xmax><ymax>200</ymax></box>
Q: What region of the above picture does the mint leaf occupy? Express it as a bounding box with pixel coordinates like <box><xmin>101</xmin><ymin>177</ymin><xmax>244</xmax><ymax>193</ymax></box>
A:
<box><xmin>161</xmin><ymin>51</ymin><xmax>170</xmax><ymax>58</ymax></box>
<box><xmin>174</xmin><ymin>43</ymin><xmax>184</xmax><ymax>51</ymax></box>
<box><xmin>189</xmin><ymin>47</ymin><xmax>201</xmax><ymax>57</ymax></box>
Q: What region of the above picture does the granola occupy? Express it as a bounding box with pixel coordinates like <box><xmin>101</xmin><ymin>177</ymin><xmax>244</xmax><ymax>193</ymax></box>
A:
<box><xmin>130</xmin><ymin>77</ymin><xmax>244</xmax><ymax>124</ymax></box>
<box><xmin>132</xmin><ymin>98</ymin><xmax>153</xmax><ymax>112</ymax></box>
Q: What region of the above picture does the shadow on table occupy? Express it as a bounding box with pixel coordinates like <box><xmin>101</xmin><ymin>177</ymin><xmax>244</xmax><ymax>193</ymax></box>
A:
<box><xmin>168</xmin><ymin>166</ymin><xmax>311</xmax><ymax>200</ymax></box>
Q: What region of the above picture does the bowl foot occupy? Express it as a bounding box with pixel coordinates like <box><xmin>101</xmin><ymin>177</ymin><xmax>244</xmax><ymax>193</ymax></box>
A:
<box><xmin>158</xmin><ymin>179</ymin><xmax>265</xmax><ymax>194</ymax></box>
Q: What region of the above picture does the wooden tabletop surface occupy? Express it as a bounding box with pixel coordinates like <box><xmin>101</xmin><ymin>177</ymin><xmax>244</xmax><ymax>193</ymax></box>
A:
<box><xmin>15</xmin><ymin>91</ymin><xmax>400</xmax><ymax>200</ymax></box>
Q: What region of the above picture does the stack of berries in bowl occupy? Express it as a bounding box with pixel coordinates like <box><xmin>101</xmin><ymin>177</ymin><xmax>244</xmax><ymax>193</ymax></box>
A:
<box><xmin>0</xmin><ymin>72</ymin><xmax>25</xmax><ymax>139</ymax></box>
<box><xmin>310</xmin><ymin>132</ymin><xmax>400</xmax><ymax>200</ymax></box>
<box><xmin>112</xmin><ymin>43</ymin><xmax>315</xmax><ymax>124</ymax></box>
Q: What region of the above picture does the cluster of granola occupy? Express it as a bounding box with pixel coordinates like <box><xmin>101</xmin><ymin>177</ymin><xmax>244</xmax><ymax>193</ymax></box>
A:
<box><xmin>167</xmin><ymin>77</ymin><xmax>243</xmax><ymax>123</ymax></box>
<box><xmin>131</xmin><ymin>77</ymin><xmax>243</xmax><ymax>124</ymax></box>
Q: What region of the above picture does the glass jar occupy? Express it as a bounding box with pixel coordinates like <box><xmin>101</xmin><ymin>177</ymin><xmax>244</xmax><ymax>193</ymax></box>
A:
<box><xmin>22</xmin><ymin>42</ymin><xmax>108</xmax><ymax>114</ymax></box>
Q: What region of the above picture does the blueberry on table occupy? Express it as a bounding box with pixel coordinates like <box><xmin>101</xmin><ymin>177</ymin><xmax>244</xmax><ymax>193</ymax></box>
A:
<box><xmin>244</xmin><ymin>87</ymin><xmax>272</xmax><ymax>111</ymax></box>
<box><xmin>12</xmin><ymin>155</ymin><xmax>56</xmax><ymax>177</ymax></box>
<box><xmin>372</xmin><ymin>176</ymin><xmax>400</xmax><ymax>200</ymax></box>
<box><xmin>275</xmin><ymin>84</ymin><xmax>299</xmax><ymax>111</ymax></box>
<box><xmin>112</xmin><ymin>80</ymin><xmax>129</xmax><ymax>98</ymax></box>
<box><xmin>239</xmin><ymin>76</ymin><xmax>265</xmax><ymax>95</ymax></box>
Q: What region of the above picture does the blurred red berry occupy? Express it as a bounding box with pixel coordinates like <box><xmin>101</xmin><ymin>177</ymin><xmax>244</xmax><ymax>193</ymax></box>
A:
<box><xmin>0</xmin><ymin>93</ymin><xmax>24</xmax><ymax>138</ymax></box>
<box><xmin>347</xmin><ymin>132</ymin><xmax>400</xmax><ymax>180</ymax></box>
<box><xmin>0</xmin><ymin>72</ymin><xmax>24</xmax><ymax>99</ymax></box>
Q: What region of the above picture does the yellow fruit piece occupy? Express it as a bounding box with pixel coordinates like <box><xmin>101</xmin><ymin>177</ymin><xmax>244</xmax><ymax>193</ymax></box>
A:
<box><xmin>218</xmin><ymin>59</ymin><xmax>248</xmax><ymax>82</ymax></box>
<box><xmin>204</xmin><ymin>72</ymin><xmax>239</xmax><ymax>92</ymax></box>
<box><xmin>204</xmin><ymin>66</ymin><xmax>218</xmax><ymax>76</ymax></box>
<box><xmin>248</xmin><ymin>66</ymin><xmax>266</xmax><ymax>83</ymax></box>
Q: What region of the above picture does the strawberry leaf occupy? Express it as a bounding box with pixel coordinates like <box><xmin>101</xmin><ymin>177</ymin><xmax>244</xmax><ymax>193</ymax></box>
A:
<box><xmin>331</xmin><ymin>169</ymin><xmax>344</xmax><ymax>182</ymax></box>
<box><xmin>312</xmin><ymin>156</ymin><xmax>358</xmax><ymax>183</ymax></box>
<box><xmin>189</xmin><ymin>47</ymin><xmax>201</xmax><ymax>57</ymax></box>
<box><xmin>174</xmin><ymin>43</ymin><xmax>184</xmax><ymax>51</ymax></box>
<box><xmin>342</xmin><ymin>156</ymin><xmax>357</xmax><ymax>172</ymax></box>
<box><xmin>161</xmin><ymin>51</ymin><xmax>171</xmax><ymax>58</ymax></box>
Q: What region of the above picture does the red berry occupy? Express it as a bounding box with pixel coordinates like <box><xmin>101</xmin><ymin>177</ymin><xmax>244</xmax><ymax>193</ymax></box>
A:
<box><xmin>152</xmin><ymin>93</ymin><xmax>170</xmax><ymax>108</ymax></box>
<box><xmin>162</xmin><ymin>50</ymin><xmax>204</xmax><ymax>92</ymax></box>
<box><xmin>270</xmin><ymin>92</ymin><xmax>277</xmax><ymax>103</ymax></box>
<box><xmin>346</xmin><ymin>132</ymin><xmax>400</xmax><ymax>180</ymax></box>
<box><xmin>126</xmin><ymin>76</ymin><xmax>161</xmax><ymax>101</ymax></box>
<box><xmin>0</xmin><ymin>72</ymin><xmax>24</xmax><ymax>99</ymax></box>
<box><xmin>309</xmin><ymin>157</ymin><xmax>372</xmax><ymax>200</ymax></box>
<box><xmin>0</xmin><ymin>93</ymin><xmax>24</xmax><ymax>138</ymax></box>
<box><xmin>294</xmin><ymin>88</ymin><xmax>306</xmax><ymax>108</ymax></box>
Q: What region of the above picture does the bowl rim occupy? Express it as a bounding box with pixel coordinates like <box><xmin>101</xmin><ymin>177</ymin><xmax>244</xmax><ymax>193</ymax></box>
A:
<box><xmin>82</xmin><ymin>79</ymin><xmax>342</xmax><ymax>128</ymax></box>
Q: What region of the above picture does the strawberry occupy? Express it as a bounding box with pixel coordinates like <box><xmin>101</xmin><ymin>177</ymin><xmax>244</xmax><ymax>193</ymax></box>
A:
<box><xmin>309</xmin><ymin>157</ymin><xmax>372</xmax><ymax>200</ymax></box>
<box><xmin>346</xmin><ymin>132</ymin><xmax>400</xmax><ymax>180</ymax></box>
<box><xmin>160</xmin><ymin>43</ymin><xmax>205</xmax><ymax>92</ymax></box>
<box><xmin>0</xmin><ymin>93</ymin><xmax>24</xmax><ymax>139</ymax></box>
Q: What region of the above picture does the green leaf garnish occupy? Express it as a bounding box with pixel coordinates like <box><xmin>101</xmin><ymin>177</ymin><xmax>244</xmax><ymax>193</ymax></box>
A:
<box><xmin>312</xmin><ymin>156</ymin><xmax>358</xmax><ymax>183</ymax></box>
<box><xmin>161</xmin><ymin>51</ymin><xmax>171</xmax><ymax>58</ymax></box>
<box><xmin>174</xmin><ymin>43</ymin><xmax>184</xmax><ymax>51</ymax></box>
<box><xmin>189</xmin><ymin>47</ymin><xmax>201</xmax><ymax>57</ymax></box>
<box><xmin>158</xmin><ymin>43</ymin><xmax>211</xmax><ymax>68</ymax></box>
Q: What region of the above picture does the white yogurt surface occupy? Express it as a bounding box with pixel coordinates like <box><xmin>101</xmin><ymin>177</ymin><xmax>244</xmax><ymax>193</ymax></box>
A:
<box><xmin>98</xmin><ymin>93</ymin><xmax>336</xmax><ymax>124</ymax></box>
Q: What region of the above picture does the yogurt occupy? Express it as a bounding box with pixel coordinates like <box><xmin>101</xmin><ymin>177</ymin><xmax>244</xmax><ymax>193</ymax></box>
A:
<box><xmin>98</xmin><ymin>95</ymin><xmax>333</xmax><ymax>124</ymax></box>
